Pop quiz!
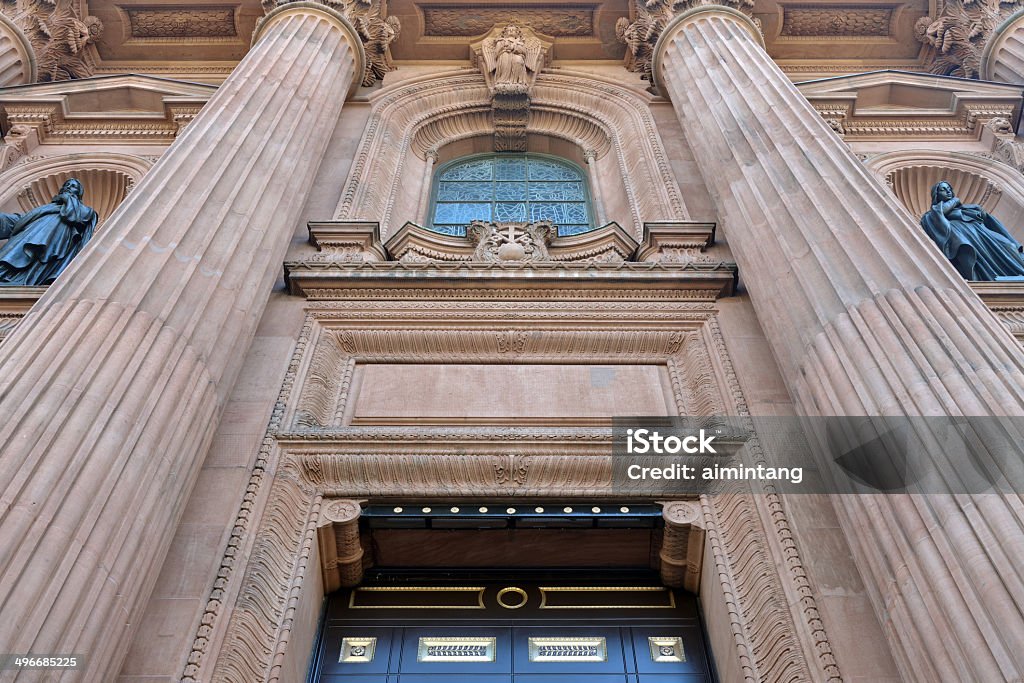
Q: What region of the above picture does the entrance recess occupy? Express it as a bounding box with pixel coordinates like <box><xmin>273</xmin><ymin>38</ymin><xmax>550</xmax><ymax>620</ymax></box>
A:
<box><xmin>310</xmin><ymin>575</ymin><xmax>716</xmax><ymax>682</ymax></box>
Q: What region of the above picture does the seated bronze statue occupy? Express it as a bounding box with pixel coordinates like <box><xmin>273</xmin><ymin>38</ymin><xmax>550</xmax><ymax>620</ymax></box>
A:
<box><xmin>0</xmin><ymin>178</ymin><xmax>98</xmax><ymax>286</ymax></box>
<box><xmin>920</xmin><ymin>180</ymin><xmax>1024</xmax><ymax>281</ymax></box>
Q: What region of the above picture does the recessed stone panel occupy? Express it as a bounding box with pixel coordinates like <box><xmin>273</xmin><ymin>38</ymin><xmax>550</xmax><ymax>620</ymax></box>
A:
<box><xmin>352</xmin><ymin>363</ymin><xmax>671</xmax><ymax>424</ymax></box>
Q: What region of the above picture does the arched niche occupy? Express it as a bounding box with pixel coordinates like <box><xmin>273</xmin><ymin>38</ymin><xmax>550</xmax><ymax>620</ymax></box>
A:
<box><xmin>333</xmin><ymin>68</ymin><xmax>690</xmax><ymax>238</ymax></box>
<box><xmin>868</xmin><ymin>151</ymin><xmax>1024</xmax><ymax>241</ymax></box>
<box><xmin>0</xmin><ymin>154</ymin><xmax>153</xmax><ymax>225</ymax></box>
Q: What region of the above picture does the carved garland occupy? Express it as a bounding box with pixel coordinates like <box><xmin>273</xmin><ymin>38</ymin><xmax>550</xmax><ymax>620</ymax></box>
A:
<box><xmin>188</xmin><ymin>302</ymin><xmax>843</xmax><ymax>683</ymax></box>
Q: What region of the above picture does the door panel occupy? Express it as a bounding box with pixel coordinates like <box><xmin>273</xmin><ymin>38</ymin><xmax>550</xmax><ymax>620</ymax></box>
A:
<box><xmin>311</xmin><ymin>580</ymin><xmax>716</xmax><ymax>683</ymax></box>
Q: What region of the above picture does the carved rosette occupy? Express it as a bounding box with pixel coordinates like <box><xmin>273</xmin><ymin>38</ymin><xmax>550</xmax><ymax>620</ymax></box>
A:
<box><xmin>471</xmin><ymin>24</ymin><xmax>552</xmax><ymax>151</ymax></box>
<box><xmin>263</xmin><ymin>0</ymin><xmax>399</xmax><ymax>85</ymax></box>
<box><xmin>915</xmin><ymin>0</ymin><xmax>1023</xmax><ymax>78</ymax></box>
<box><xmin>1</xmin><ymin>0</ymin><xmax>104</xmax><ymax>82</ymax></box>
<box><xmin>616</xmin><ymin>0</ymin><xmax>757</xmax><ymax>84</ymax></box>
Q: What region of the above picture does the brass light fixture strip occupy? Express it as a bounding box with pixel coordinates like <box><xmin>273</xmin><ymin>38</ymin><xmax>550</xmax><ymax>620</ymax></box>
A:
<box><xmin>528</xmin><ymin>636</ymin><xmax>607</xmax><ymax>662</ymax></box>
<box><xmin>417</xmin><ymin>636</ymin><xmax>497</xmax><ymax>662</ymax></box>
<box><xmin>348</xmin><ymin>586</ymin><xmax>486</xmax><ymax>609</ymax></box>
<box><xmin>538</xmin><ymin>586</ymin><xmax>676</xmax><ymax>609</ymax></box>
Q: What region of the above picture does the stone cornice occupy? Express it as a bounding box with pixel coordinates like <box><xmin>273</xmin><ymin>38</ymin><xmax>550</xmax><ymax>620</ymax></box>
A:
<box><xmin>0</xmin><ymin>74</ymin><xmax>215</xmax><ymax>142</ymax></box>
<box><xmin>284</xmin><ymin>220</ymin><xmax>737</xmax><ymax>299</ymax></box>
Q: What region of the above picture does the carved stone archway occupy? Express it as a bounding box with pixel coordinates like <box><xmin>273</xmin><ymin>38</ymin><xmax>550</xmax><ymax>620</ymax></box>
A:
<box><xmin>332</xmin><ymin>69</ymin><xmax>690</xmax><ymax>238</ymax></box>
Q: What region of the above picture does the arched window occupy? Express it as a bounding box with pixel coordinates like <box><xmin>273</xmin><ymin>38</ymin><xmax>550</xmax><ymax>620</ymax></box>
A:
<box><xmin>430</xmin><ymin>154</ymin><xmax>593</xmax><ymax>237</ymax></box>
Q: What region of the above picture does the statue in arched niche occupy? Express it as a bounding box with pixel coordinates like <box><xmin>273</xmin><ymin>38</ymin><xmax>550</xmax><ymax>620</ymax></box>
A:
<box><xmin>0</xmin><ymin>177</ymin><xmax>98</xmax><ymax>286</ymax></box>
<box><xmin>920</xmin><ymin>180</ymin><xmax>1024</xmax><ymax>281</ymax></box>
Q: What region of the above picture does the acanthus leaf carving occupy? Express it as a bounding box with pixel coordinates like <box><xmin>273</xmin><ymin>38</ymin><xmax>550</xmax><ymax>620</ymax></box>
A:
<box><xmin>915</xmin><ymin>0</ymin><xmax>1023</xmax><ymax>78</ymax></box>
<box><xmin>3</xmin><ymin>0</ymin><xmax>103</xmax><ymax>81</ymax></box>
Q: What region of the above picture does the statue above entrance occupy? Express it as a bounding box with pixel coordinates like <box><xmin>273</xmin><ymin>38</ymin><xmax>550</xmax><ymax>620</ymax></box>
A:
<box><xmin>471</xmin><ymin>24</ymin><xmax>552</xmax><ymax>151</ymax></box>
<box><xmin>0</xmin><ymin>178</ymin><xmax>98</xmax><ymax>286</ymax></box>
<box><xmin>920</xmin><ymin>180</ymin><xmax>1024</xmax><ymax>281</ymax></box>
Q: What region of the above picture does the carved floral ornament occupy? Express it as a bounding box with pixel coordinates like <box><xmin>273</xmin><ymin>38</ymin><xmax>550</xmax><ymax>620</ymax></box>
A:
<box><xmin>616</xmin><ymin>0</ymin><xmax>757</xmax><ymax>84</ymax></box>
<box><xmin>263</xmin><ymin>0</ymin><xmax>400</xmax><ymax>85</ymax></box>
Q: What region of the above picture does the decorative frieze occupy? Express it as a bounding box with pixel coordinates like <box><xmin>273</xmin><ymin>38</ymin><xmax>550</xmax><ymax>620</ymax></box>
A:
<box><xmin>124</xmin><ymin>6</ymin><xmax>238</xmax><ymax>40</ymax></box>
<box><xmin>422</xmin><ymin>5</ymin><xmax>595</xmax><ymax>37</ymax></box>
<box><xmin>780</xmin><ymin>5</ymin><xmax>892</xmax><ymax>37</ymax></box>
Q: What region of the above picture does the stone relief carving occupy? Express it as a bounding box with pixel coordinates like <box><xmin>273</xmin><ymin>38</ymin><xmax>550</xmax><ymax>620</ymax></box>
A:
<box><xmin>471</xmin><ymin>24</ymin><xmax>551</xmax><ymax>150</ymax></box>
<box><xmin>263</xmin><ymin>0</ymin><xmax>400</xmax><ymax>86</ymax></box>
<box><xmin>780</xmin><ymin>6</ymin><xmax>892</xmax><ymax>37</ymax></box>
<box><xmin>126</xmin><ymin>7</ymin><xmax>238</xmax><ymax>39</ymax></box>
<box><xmin>616</xmin><ymin>0</ymin><xmax>756</xmax><ymax>83</ymax></box>
<box><xmin>423</xmin><ymin>7</ymin><xmax>594</xmax><ymax>37</ymax></box>
<box><xmin>914</xmin><ymin>0</ymin><xmax>1022</xmax><ymax>78</ymax></box>
<box><xmin>2</xmin><ymin>0</ymin><xmax>103</xmax><ymax>81</ymax></box>
<box><xmin>469</xmin><ymin>220</ymin><xmax>554</xmax><ymax>262</ymax></box>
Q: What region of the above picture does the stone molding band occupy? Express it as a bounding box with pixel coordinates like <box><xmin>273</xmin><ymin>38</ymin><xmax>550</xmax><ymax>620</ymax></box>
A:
<box><xmin>652</xmin><ymin>5</ymin><xmax>764</xmax><ymax>94</ymax></box>
<box><xmin>254</xmin><ymin>1</ymin><xmax>366</xmax><ymax>98</ymax></box>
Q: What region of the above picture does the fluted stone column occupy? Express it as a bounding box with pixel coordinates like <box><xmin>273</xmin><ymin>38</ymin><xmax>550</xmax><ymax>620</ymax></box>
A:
<box><xmin>657</xmin><ymin>7</ymin><xmax>1024</xmax><ymax>681</ymax></box>
<box><xmin>0</xmin><ymin>3</ymin><xmax>363</xmax><ymax>680</ymax></box>
<box><xmin>0</xmin><ymin>14</ymin><xmax>34</xmax><ymax>86</ymax></box>
<box><xmin>984</xmin><ymin>9</ymin><xmax>1024</xmax><ymax>83</ymax></box>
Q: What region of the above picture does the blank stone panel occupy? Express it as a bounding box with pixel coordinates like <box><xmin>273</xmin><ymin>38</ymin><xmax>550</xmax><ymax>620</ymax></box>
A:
<box><xmin>351</xmin><ymin>363</ymin><xmax>672</xmax><ymax>424</ymax></box>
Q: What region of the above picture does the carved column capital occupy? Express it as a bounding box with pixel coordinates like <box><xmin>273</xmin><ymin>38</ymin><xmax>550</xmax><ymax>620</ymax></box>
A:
<box><xmin>259</xmin><ymin>0</ymin><xmax>397</xmax><ymax>86</ymax></box>
<box><xmin>915</xmin><ymin>0</ymin><xmax>1023</xmax><ymax>79</ymax></box>
<box><xmin>617</xmin><ymin>0</ymin><xmax>759</xmax><ymax>85</ymax></box>
<box><xmin>0</xmin><ymin>0</ymin><xmax>102</xmax><ymax>82</ymax></box>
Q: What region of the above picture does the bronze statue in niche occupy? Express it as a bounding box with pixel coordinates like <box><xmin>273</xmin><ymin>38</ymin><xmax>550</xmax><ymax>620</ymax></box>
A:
<box><xmin>920</xmin><ymin>181</ymin><xmax>1024</xmax><ymax>280</ymax></box>
<box><xmin>0</xmin><ymin>178</ymin><xmax>98</xmax><ymax>286</ymax></box>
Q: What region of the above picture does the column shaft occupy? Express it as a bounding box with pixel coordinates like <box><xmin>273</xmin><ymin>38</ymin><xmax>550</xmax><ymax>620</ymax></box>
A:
<box><xmin>0</xmin><ymin>4</ymin><xmax>362</xmax><ymax>680</ymax></box>
<box><xmin>658</xmin><ymin>8</ymin><xmax>1024</xmax><ymax>681</ymax></box>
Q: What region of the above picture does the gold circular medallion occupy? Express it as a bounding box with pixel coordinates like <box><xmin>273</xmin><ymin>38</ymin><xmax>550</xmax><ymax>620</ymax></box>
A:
<box><xmin>496</xmin><ymin>586</ymin><xmax>528</xmax><ymax>610</ymax></box>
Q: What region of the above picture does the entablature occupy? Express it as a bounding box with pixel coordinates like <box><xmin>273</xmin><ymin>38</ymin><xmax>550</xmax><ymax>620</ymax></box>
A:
<box><xmin>798</xmin><ymin>69</ymin><xmax>1024</xmax><ymax>139</ymax></box>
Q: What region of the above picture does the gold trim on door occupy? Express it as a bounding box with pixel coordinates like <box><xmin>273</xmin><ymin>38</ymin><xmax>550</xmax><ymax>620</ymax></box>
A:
<box><xmin>347</xmin><ymin>586</ymin><xmax>486</xmax><ymax>609</ymax></box>
<box><xmin>538</xmin><ymin>586</ymin><xmax>677</xmax><ymax>609</ymax></box>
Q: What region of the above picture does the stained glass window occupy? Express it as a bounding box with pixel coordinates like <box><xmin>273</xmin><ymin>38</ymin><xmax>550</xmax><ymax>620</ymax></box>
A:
<box><xmin>431</xmin><ymin>155</ymin><xmax>592</xmax><ymax>237</ymax></box>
